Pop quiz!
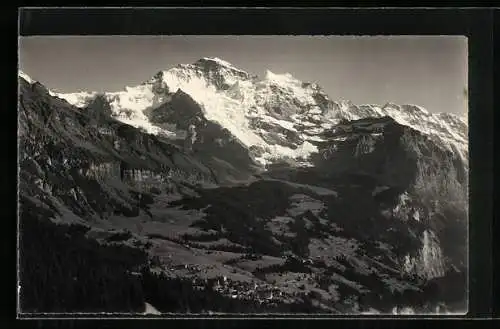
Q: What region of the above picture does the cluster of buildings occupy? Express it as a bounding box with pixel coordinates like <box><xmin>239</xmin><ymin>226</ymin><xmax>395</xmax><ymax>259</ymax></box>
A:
<box><xmin>166</xmin><ymin>261</ymin><xmax>294</xmax><ymax>305</ymax></box>
<box><xmin>213</xmin><ymin>277</ymin><xmax>286</xmax><ymax>305</ymax></box>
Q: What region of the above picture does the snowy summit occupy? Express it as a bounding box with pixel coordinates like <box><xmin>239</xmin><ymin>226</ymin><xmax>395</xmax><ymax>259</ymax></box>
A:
<box><xmin>37</xmin><ymin>57</ymin><xmax>467</xmax><ymax>166</ymax></box>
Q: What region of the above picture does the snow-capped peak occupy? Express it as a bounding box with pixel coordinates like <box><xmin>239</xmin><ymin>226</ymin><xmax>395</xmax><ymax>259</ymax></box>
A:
<box><xmin>202</xmin><ymin>57</ymin><xmax>237</xmax><ymax>69</ymax></box>
<box><xmin>19</xmin><ymin>70</ymin><xmax>36</xmax><ymax>84</ymax></box>
<box><xmin>19</xmin><ymin>70</ymin><xmax>60</xmax><ymax>97</ymax></box>
<box><xmin>51</xmin><ymin>57</ymin><xmax>468</xmax><ymax>167</ymax></box>
<box><xmin>265</xmin><ymin>70</ymin><xmax>299</xmax><ymax>85</ymax></box>
<box><xmin>193</xmin><ymin>57</ymin><xmax>249</xmax><ymax>76</ymax></box>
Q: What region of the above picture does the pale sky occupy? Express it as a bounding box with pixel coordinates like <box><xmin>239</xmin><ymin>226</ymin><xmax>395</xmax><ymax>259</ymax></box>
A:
<box><xmin>19</xmin><ymin>35</ymin><xmax>468</xmax><ymax>115</ymax></box>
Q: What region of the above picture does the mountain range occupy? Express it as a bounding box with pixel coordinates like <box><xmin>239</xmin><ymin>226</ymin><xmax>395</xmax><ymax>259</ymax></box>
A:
<box><xmin>18</xmin><ymin>57</ymin><xmax>468</xmax><ymax>315</ymax></box>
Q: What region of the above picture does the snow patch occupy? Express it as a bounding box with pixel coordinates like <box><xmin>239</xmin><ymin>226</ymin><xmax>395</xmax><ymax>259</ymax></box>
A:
<box><xmin>265</xmin><ymin>70</ymin><xmax>297</xmax><ymax>85</ymax></box>
<box><xmin>143</xmin><ymin>302</ymin><xmax>161</xmax><ymax>315</ymax></box>
<box><xmin>412</xmin><ymin>210</ymin><xmax>420</xmax><ymax>222</ymax></box>
<box><xmin>56</xmin><ymin>91</ymin><xmax>98</xmax><ymax>108</ymax></box>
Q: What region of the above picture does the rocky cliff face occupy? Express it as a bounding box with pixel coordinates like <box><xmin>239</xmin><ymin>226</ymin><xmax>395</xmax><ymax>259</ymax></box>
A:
<box><xmin>312</xmin><ymin>116</ymin><xmax>467</xmax><ymax>276</ymax></box>
<box><xmin>18</xmin><ymin>63</ymin><xmax>468</xmax><ymax>315</ymax></box>
<box><xmin>18</xmin><ymin>75</ymin><xmax>221</xmax><ymax>224</ymax></box>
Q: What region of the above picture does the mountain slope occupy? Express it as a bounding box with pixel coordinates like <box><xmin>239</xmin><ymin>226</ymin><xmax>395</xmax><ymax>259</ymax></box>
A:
<box><xmin>18</xmin><ymin>73</ymin><xmax>226</xmax><ymax>224</ymax></box>
<box><xmin>18</xmin><ymin>65</ymin><xmax>468</xmax><ymax>315</ymax></box>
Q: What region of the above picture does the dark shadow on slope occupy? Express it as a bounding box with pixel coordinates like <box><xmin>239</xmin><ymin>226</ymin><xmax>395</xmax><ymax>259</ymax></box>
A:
<box><xmin>145</xmin><ymin>89</ymin><xmax>259</xmax><ymax>182</ymax></box>
<box><xmin>19</xmin><ymin>196</ymin><xmax>147</xmax><ymax>313</ymax></box>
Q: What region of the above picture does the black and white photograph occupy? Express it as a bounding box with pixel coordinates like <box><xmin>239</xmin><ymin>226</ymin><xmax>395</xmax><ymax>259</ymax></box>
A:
<box><xmin>18</xmin><ymin>35</ymin><xmax>469</xmax><ymax>316</ymax></box>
